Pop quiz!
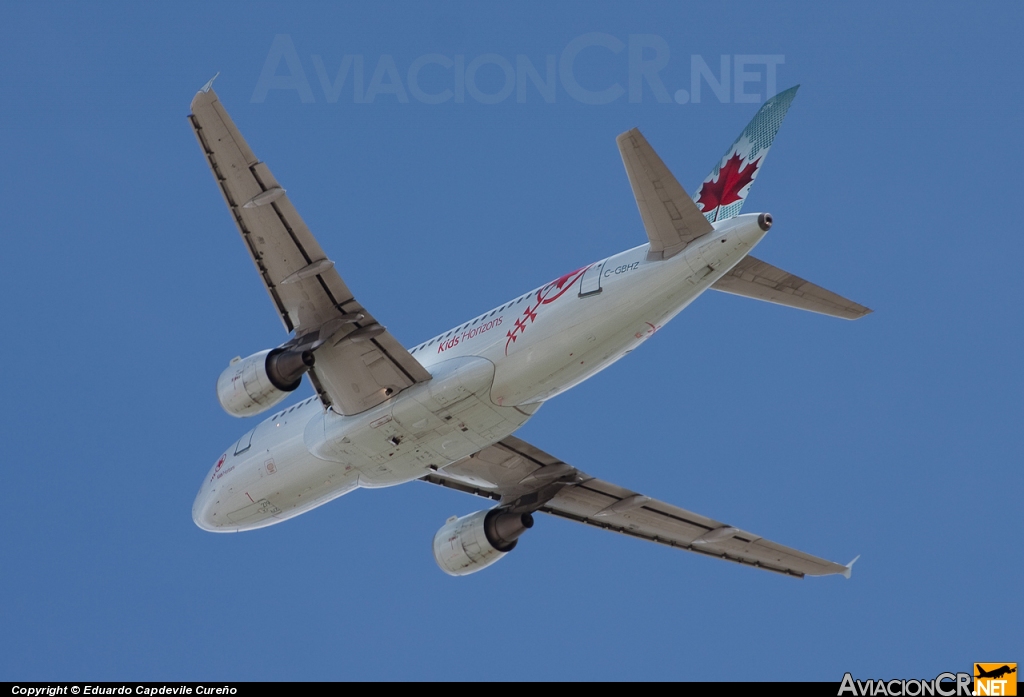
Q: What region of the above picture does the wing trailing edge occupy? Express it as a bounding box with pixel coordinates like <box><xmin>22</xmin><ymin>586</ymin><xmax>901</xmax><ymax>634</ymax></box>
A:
<box><xmin>188</xmin><ymin>85</ymin><xmax>431</xmax><ymax>415</ymax></box>
<box><xmin>421</xmin><ymin>435</ymin><xmax>852</xmax><ymax>579</ymax></box>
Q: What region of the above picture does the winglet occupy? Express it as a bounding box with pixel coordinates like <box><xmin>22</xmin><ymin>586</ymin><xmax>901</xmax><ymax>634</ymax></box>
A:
<box><xmin>199</xmin><ymin>72</ymin><xmax>220</xmax><ymax>94</ymax></box>
<box><xmin>842</xmin><ymin>554</ymin><xmax>861</xmax><ymax>580</ymax></box>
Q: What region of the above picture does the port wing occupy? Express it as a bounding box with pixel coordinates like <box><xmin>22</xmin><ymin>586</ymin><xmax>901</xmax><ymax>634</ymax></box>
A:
<box><xmin>189</xmin><ymin>82</ymin><xmax>431</xmax><ymax>415</ymax></box>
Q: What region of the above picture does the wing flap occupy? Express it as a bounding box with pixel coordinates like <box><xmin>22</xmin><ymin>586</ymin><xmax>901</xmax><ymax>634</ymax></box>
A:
<box><xmin>190</xmin><ymin>89</ymin><xmax>350</xmax><ymax>331</ymax></box>
<box><xmin>616</xmin><ymin>129</ymin><xmax>713</xmax><ymax>261</ymax></box>
<box><xmin>189</xmin><ymin>86</ymin><xmax>431</xmax><ymax>414</ymax></box>
<box><xmin>543</xmin><ymin>479</ymin><xmax>846</xmax><ymax>577</ymax></box>
<box><xmin>422</xmin><ymin>436</ymin><xmax>850</xmax><ymax>578</ymax></box>
<box><xmin>712</xmin><ymin>255</ymin><xmax>872</xmax><ymax>320</ymax></box>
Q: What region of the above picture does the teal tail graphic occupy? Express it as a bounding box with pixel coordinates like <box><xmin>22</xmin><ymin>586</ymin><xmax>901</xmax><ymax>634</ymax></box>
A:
<box><xmin>693</xmin><ymin>85</ymin><xmax>799</xmax><ymax>223</ymax></box>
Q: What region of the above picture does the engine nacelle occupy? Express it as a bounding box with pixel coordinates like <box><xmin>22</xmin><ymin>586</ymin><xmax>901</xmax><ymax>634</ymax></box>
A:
<box><xmin>216</xmin><ymin>348</ymin><xmax>315</xmax><ymax>418</ymax></box>
<box><xmin>432</xmin><ymin>508</ymin><xmax>534</xmax><ymax>576</ymax></box>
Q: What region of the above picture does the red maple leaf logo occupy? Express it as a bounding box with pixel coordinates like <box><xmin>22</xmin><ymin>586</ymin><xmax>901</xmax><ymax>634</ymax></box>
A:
<box><xmin>696</xmin><ymin>153</ymin><xmax>760</xmax><ymax>217</ymax></box>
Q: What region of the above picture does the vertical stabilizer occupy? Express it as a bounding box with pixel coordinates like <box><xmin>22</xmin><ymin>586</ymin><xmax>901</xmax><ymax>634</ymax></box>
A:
<box><xmin>694</xmin><ymin>85</ymin><xmax>799</xmax><ymax>223</ymax></box>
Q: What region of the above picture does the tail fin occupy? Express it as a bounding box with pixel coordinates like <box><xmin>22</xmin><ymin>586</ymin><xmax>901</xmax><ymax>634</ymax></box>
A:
<box><xmin>693</xmin><ymin>85</ymin><xmax>799</xmax><ymax>223</ymax></box>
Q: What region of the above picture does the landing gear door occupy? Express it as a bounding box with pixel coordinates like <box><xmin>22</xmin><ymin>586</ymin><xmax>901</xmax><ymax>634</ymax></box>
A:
<box><xmin>579</xmin><ymin>261</ymin><xmax>605</xmax><ymax>297</ymax></box>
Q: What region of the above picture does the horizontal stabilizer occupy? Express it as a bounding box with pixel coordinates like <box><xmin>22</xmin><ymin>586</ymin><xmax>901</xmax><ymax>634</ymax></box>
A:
<box><xmin>712</xmin><ymin>255</ymin><xmax>872</xmax><ymax>320</ymax></box>
<box><xmin>617</xmin><ymin>128</ymin><xmax>713</xmax><ymax>261</ymax></box>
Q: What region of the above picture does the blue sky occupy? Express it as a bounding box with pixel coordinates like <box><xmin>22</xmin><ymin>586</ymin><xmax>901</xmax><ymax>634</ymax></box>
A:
<box><xmin>1</xmin><ymin>1</ymin><xmax>1020</xmax><ymax>681</ymax></box>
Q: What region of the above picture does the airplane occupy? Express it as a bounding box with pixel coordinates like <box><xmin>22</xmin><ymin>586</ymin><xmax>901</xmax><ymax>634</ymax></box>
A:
<box><xmin>189</xmin><ymin>77</ymin><xmax>869</xmax><ymax>579</ymax></box>
<box><xmin>976</xmin><ymin>666</ymin><xmax>1017</xmax><ymax>680</ymax></box>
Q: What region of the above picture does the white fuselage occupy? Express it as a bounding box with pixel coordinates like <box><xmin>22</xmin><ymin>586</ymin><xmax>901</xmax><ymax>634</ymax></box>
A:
<box><xmin>192</xmin><ymin>214</ymin><xmax>767</xmax><ymax>531</ymax></box>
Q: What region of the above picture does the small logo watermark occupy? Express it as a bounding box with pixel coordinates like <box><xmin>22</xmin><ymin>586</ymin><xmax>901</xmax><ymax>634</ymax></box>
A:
<box><xmin>975</xmin><ymin>664</ymin><xmax>1017</xmax><ymax>696</ymax></box>
<box><xmin>836</xmin><ymin>665</ymin><xmax>1017</xmax><ymax>697</ymax></box>
<box><xmin>839</xmin><ymin>672</ymin><xmax>972</xmax><ymax>696</ymax></box>
<box><xmin>250</xmin><ymin>33</ymin><xmax>785</xmax><ymax>106</ymax></box>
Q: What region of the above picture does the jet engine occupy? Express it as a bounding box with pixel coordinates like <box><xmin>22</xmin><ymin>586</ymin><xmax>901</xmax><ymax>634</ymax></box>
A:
<box><xmin>432</xmin><ymin>508</ymin><xmax>534</xmax><ymax>576</ymax></box>
<box><xmin>216</xmin><ymin>348</ymin><xmax>315</xmax><ymax>417</ymax></box>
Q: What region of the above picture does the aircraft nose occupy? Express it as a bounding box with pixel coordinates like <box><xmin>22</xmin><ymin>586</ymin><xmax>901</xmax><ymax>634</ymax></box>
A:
<box><xmin>192</xmin><ymin>485</ymin><xmax>223</xmax><ymax>532</ymax></box>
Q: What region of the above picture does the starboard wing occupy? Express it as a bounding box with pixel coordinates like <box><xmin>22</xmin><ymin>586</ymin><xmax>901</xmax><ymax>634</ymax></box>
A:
<box><xmin>422</xmin><ymin>435</ymin><xmax>852</xmax><ymax>578</ymax></box>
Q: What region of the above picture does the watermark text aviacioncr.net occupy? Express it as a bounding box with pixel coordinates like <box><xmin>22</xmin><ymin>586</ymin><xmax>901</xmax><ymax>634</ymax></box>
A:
<box><xmin>251</xmin><ymin>33</ymin><xmax>785</xmax><ymax>106</ymax></box>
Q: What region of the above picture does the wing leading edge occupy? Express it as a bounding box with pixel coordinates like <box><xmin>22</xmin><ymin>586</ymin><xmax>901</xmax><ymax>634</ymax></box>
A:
<box><xmin>422</xmin><ymin>435</ymin><xmax>854</xmax><ymax>579</ymax></box>
<box><xmin>189</xmin><ymin>84</ymin><xmax>431</xmax><ymax>415</ymax></box>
